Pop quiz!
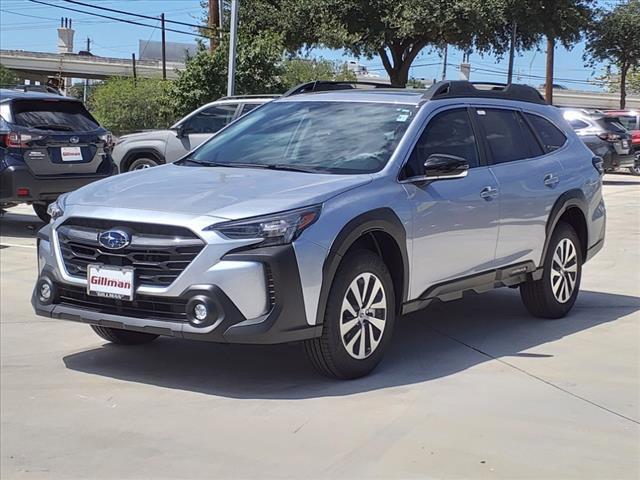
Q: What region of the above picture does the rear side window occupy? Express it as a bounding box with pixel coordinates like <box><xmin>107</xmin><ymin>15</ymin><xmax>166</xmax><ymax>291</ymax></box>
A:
<box><xmin>475</xmin><ymin>109</ymin><xmax>541</xmax><ymax>164</ymax></box>
<box><xmin>240</xmin><ymin>103</ymin><xmax>261</xmax><ymax>115</ymax></box>
<box><xmin>11</xmin><ymin>100</ymin><xmax>99</xmax><ymax>132</ymax></box>
<box><xmin>524</xmin><ymin>113</ymin><xmax>567</xmax><ymax>153</ymax></box>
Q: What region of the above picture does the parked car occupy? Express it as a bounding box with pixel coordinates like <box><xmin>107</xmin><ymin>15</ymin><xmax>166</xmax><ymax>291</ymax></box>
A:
<box><xmin>112</xmin><ymin>95</ymin><xmax>278</xmax><ymax>172</ymax></box>
<box><xmin>602</xmin><ymin>110</ymin><xmax>640</xmax><ymax>175</ymax></box>
<box><xmin>33</xmin><ymin>81</ymin><xmax>605</xmax><ymax>379</ymax></box>
<box><xmin>0</xmin><ymin>89</ymin><xmax>116</xmax><ymax>221</ymax></box>
<box><xmin>562</xmin><ymin>108</ymin><xmax>637</xmax><ymax>174</ymax></box>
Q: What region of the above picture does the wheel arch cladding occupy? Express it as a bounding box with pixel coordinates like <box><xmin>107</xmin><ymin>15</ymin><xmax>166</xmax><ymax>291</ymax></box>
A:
<box><xmin>316</xmin><ymin>208</ymin><xmax>409</xmax><ymax>324</ymax></box>
<box><xmin>123</xmin><ymin>148</ymin><xmax>164</xmax><ymax>170</ymax></box>
<box><xmin>544</xmin><ymin>189</ymin><xmax>589</xmax><ymax>264</ymax></box>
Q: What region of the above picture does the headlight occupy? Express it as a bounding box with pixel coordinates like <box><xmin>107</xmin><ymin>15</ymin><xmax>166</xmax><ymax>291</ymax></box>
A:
<box><xmin>206</xmin><ymin>205</ymin><xmax>322</xmax><ymax>247</ymax></box>
<box><xmin>47</xmin><ymin>194</ymin><xmax>68</xmax><ymax>222</ymax></box>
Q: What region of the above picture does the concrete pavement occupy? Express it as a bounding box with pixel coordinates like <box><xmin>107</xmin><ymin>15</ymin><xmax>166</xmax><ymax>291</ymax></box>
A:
<box><xmin>1</xmin><ymin>175</ymin><xmax>639</xmax><ymax>479</ymax></box>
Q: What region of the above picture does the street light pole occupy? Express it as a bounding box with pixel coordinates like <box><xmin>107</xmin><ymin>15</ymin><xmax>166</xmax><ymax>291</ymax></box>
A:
<box><xmin>227</xmin><ymin>0</ymin><xmax>239</xmax><ymax>96</ymax></box>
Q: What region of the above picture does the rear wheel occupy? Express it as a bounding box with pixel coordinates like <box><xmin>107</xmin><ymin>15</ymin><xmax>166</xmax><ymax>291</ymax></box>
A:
<box><xmin>128</xmin><ymin>157</ymin><xmax>159</xmax><ymax>172</ymax></box>
<box><xmin>630</xmin><ymin>154</ymin><xmax>640</xmax><ymax>176</ymax></box>
<box><xmin>32</xmin><ymin>202</ymin><xmax>51</xmax><ymax>223</ymax></box>
<box><xmin>91</xmin><ymin>325</ymin><xmax>159</xmax><ymax>345</ymax></box>
<box><xmin>520</xmin><ymin>222</ymin><xmax>582</xmax><ymax>319</ymax></box>
<box><xmin>304</xmin><ymin>250</ymin><xmax>395</xmax><ymax>379</ymax></box>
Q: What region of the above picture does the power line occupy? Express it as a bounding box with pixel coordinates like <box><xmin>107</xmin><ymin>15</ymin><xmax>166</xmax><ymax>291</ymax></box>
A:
<box><xmin>26</xmin><ymin>0</ymin><xmax>208</xmax><ymax>38</ymax></box>
<box><xmin>61</xmin><ymin>0</ymin><xmax>216</xmax><ymax>32</ymax></box>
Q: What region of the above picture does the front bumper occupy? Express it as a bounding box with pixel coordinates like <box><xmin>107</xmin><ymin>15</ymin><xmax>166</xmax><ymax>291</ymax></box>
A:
<box><xmin>33</xmin><ymin>235</ymin><xmax>322</xmax><ymax>345</ymax></box>
<box><xmin>0</xmin><ymin>163</ymin><xmax>117</xmax><ymax>203</ymax></box>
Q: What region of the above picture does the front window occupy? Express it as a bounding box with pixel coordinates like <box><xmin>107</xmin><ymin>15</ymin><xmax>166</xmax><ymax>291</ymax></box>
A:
<box><xmin>185</xmin><ymin>101</ymin><xmax>418</xmax><ymax>174</ymax></box>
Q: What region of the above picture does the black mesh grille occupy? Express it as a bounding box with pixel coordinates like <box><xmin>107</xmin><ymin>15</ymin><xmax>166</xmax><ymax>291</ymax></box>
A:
<box><xmin>57</xmin><ymin>218</ymin><xmax>204</xmax><ymax>287</ymax></box>
<box><xmin>57</xmin><ymin>284</ymin><xmax>188</xmax><ymax>321</ymax></box>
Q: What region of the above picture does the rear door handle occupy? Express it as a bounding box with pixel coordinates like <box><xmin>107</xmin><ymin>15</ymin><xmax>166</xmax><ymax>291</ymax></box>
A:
<box><xmin>480</xmin><ymin>186</ymin><xmax>499</xmax><ymax>200</ymax></box>
<box><xmin>544</xmin><ymin>174</ymin><xmax>560</xmax><ymax>188</ymax></box>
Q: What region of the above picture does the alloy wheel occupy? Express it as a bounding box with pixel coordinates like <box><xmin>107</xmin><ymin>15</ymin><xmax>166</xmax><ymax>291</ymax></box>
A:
<box><xmin>339</xmin><ymin>272</ymin><xmax>387</xmax><ymax>360</ymax></box>
<box><xmin>550</xmin><ymin>238</ymin><xmax>578</xmax><ymax>303</ymax></box>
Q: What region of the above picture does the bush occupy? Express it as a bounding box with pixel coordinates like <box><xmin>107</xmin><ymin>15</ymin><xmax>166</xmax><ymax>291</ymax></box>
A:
<box><xmin>170</xmin><ymin>32</ymin><xmax>284</xmax><ymax>118</ymax></box>
<box><xmin>0</xmin><ymin>64</ymin><xmax>18</xmax><ymax>86</ymax></box>
<box><xmin>89</xmin><ymin>77</ymin><xmax>176</xmax><ymax>136</ymax></box>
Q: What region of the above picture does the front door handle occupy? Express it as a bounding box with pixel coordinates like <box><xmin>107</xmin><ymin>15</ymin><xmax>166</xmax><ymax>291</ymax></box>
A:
<box><xmin>544</xmin><ymin>174</ymin><xmax>560</xmax><ymax>188</ymax></box>
<box><xmin>480</xmin><ymin>186</ymin><xmax>499</xmax><ymax>200</ymax></box>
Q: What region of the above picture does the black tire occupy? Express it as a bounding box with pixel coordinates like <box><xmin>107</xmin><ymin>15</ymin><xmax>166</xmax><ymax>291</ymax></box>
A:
<box><xmin>630</xmin><ymin>154</ymin><xmax>640</xmax><ymax>176</ymax></box>
<box><xmin>304</xmin><ymin>250</ymin><xmax>396</xmax><ymax>379</ymax></box>
<box><xmin>127</xmin><ymin>157</ymin><xmax>160</xmax><ymax>172</ymax></box>
<box><xmin>32</xmin><ymin>202</ymin><xmax>51</xmax><ymax>223</ymax></box>
<box><xmin>520</xmin><ymin>222</ymin><xmax>582</xmax><ymax>319</ymax></box>
<box><xmin>91</xmin><ymin>325</ymin><xmax>159</xmax><ymax>345</ymax></box>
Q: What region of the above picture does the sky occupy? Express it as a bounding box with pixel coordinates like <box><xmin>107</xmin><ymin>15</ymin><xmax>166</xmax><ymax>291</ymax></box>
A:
<box><xmin>0</xmin><ymin>0</ymin><xmax>617</xmax><ymax>92</ymax></box>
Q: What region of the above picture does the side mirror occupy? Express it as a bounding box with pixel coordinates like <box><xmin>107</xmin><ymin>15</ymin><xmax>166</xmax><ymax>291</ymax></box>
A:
<box><xmin>175</xmin><ymin>124</ymin><xmax>186</xmax><ymax>138</ymax></box>
<box><xmin>422</xmin><ymin>154</ymin><xmax>469</xmax><ymax>180</ymax></box>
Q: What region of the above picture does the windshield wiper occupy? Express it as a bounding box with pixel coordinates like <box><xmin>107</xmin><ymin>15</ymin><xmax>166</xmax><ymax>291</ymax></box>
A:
<box><xmin>179</xmin><ymin>158</ymin><xmax>320</xmax><ymax>173</ymax></box>
<box><xmin>263</xmin><ymin>164</ymin><xmax>321</xmax><ymax>173</ymax></box>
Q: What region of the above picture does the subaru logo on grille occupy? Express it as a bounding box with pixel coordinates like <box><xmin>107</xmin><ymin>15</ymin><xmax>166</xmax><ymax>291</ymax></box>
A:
<box><xmin>98</xmin><ymin>230</ymin><xmax>131</xmax><ymax>250</ymax></box>
<box><xmin>69</xmin><ymin>136</ymin><xmax>80</xmax><ymax>144</ymax></box>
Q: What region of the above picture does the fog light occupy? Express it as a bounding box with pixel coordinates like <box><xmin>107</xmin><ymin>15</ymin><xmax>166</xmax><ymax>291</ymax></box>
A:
<box><xmin>193</xmin><ymin>303</ymin><xmax>208</xmax><ymax>321</ymax></box>
<box><xmin>37</xmin><ymin>277</ymin><xmax>56</xmax><ymax>305</ymax></box>
<box><xmin>40</xmin><ymin>282</ymin><xmax>52</xmax><ymax>301</ymax></box>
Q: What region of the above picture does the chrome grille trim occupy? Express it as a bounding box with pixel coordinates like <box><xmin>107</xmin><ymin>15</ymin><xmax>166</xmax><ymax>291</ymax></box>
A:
<box><xmin>57</xmin><ymin>218</ymin><xmax>205</xmax><ymax>288</ymax></box>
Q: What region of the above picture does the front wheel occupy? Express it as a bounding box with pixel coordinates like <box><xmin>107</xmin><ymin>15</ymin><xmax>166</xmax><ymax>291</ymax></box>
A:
<box><xmin>127</xmin><ymin>157</ymin><xmax>159</xmax><ymax>172</ymax></box>
<box><xmin>91</xmin><ymin>325</ymin><xmax>159</xmax><ymax>345</ymax></box>
<box><xmin>520</xmin><ymin>222</ymin><xmax>582</xmax><ymax>319</ymax></box>
<box><xmin>304</xmin><ymin>250</ymin><xmax>395</xmax><ymax>379</ymax></box>
<box><xmin>629</xmin><ymin>154</ymin><xmax>640</xmax><ymax>176</ymax></box>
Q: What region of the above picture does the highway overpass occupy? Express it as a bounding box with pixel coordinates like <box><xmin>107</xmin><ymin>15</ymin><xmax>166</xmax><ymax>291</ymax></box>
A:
<box><xmin>0</xmin><ymin>49</ymin><xmax>183</xmax><ymax>81</ymax></box>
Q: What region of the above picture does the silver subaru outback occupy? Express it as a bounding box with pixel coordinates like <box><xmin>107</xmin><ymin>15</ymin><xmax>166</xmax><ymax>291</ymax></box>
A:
<box><xmin>33</xmin><ymin>81</ymin><xmax>606</xmax><ymax>379</ymax></box>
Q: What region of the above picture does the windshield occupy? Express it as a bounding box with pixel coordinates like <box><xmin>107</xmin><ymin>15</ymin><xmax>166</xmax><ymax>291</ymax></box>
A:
<box><xmin>185</xmin><ymin>101</ymin><xmax>418</xmax><ymax>174</ymax></box>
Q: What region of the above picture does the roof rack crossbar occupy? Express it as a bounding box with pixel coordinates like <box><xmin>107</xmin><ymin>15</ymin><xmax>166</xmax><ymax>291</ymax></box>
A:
<box><xmin>217</xmin><ymin>94</ymin><xmax>281</xmax><ymax>101</ymax></box>
<box><xmin>282</xmin><ymin>80</ymin><xmax>399</xmax><ymax>97</ymax></box>
<box><xmin>422</xmin><ymin>81</ymin><xmax>546</xmax><ymax>105</ymax></box>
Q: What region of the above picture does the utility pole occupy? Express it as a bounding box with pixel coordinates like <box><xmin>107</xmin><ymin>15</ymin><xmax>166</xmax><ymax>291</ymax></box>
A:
<box><xmin>441</xmin><ymin>45</ymin><xmax>448</xmax><ymax>81</ymax></box>
<box><xmin>208</xmin><ymin>0</ymin><xmax>219</xmax><ymax>53</ymax></box>
<box><xmin>227</xmin><ymin>0</ymin><xmax>239</xmax><ymax>96</ymax></box>
<box><xmin>83</xmin><ymin>37</ymin><xmax>91</xmax><ymax>103</ymax></box>
<box><xmin>161</xmin><ymin>13</ymin><xmax>166</xmax><ymax>80</ymax></box>
<box><xmin>132</xmin><ymin>53</ymin><xmax>137</xmax><ymax>86</ymax></box>
<box><xmin>507</xmin><ymin>20</ymin><xmax>517</xmax><ymax>84</ymax></box>
<box><xmin>545</xmin><ymin>36</ymin><xmax>555</xmax><ymax>105</ymax></box>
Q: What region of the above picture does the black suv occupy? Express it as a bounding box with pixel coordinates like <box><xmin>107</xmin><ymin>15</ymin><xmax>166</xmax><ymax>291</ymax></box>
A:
<box><xmin>0</xmin><ymin>88</ymin><xmax>116</xmax><ymax>221</ymax></box>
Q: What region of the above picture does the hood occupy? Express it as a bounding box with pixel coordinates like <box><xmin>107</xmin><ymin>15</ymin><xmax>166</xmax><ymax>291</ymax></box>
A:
<box><xmin>67</xmin><ymin>164</ymin><xmax>372</xmax><ymax>219</ymax></box>
<box><xmin>117</xmin><ymin>130</ymin><xmax>172</xmax><ymax>142</ymax></box>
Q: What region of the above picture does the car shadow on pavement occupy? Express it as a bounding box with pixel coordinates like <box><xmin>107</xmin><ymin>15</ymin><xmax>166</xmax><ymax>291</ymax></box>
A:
<box><xmin>63</xmin><ymin>288</ymin><xmax>639</xmax><ymax>399</ymax></box>
<box><xmin>0</xmin><ymin>210</ymin><xmax>45</xmax><ymax>239</ymax></box>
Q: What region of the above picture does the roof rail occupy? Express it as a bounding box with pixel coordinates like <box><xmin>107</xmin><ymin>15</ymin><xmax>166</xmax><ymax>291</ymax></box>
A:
<box><xmin>423</xmin><ymin>81</ymin><xmax>546</xmax><ymax>105</ymax></box>
<box><xmin>0</xmin><ymin>84</ymin><xmax>62</xmax><ymax>95</ymax></box>
<box><xmin>283</xmin><ymin>80</ymin><xmax>398</xmax><ymax>97</ymax></box>
<box><xmin>217</xmin><ymin>94</ymin><xmax>281</xmax><ymax>101</ymax></box>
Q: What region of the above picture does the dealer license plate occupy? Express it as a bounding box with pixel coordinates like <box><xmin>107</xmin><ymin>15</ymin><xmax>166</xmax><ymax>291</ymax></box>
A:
<box><xmin>87</xmin><ymin>264</ymin><xmax>134</xmax><ymax>301</ymax></box>
<box><xmin>61</xmin><ymin>146</ymin><xmax>83</xmax><ymax>162</ymax></box>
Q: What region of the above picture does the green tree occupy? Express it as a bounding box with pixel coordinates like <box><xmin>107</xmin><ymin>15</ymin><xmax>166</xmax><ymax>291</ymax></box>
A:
<box><xmin>89</xmin><ymin>78</ymin><xmax>176</xmax><ymax>136</ymax></box>
<box><xmin>237</xmin><ymin>0</ymin><xmax>513</xmax><ymax>87</ymax></box>
<box><xmin>585</xmin><ymin>0</ymin><xmax>640</xmax><ymax>108</ymax></box>
<box><xmin>170</xmin><ymin>32</ymin><xmax>284</xmax><ymax>117</ymax></box>
<box><xmin>0</xmin><ymin>64</ymin><xmax>17</xmax><ymax>86</ymax></box>
<box><xmin>281</xmin><ymin>58</ymin><xmax>355</xmax><ymax>89</ymax></box>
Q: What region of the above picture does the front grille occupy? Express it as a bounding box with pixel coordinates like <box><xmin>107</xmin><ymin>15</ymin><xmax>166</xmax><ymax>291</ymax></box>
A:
<box><xmin>57</xmin><ymin>218</ymin><xmax>205</xmax><ymax>287</ymax></box>
<box><xmin>57</xmin><ymin>284</ymin><xmax>187</xmax><ymax>321</ymax></box>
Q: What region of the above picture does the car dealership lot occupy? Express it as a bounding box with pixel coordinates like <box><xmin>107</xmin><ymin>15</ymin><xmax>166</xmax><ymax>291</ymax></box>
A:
<box><xmin>1</xmin><ymin>176</ymin><xmax>639</xmax><ymax>479</ymax></box>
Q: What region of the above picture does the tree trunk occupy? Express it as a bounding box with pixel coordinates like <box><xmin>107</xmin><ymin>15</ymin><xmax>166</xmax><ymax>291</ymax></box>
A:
<box><xmin>545</xmin><ymin>36</ymin><xmax>555</xmax><ymax>105</ymax></box>
<box><xmin>620</xmin><ymin>64</ymin><xmax>628</xmax><ymax>109</ymax></box>
<box><xmin>378</xmin><ymin>41</ymin><xmax>427</xmax><ymax>88</ymax></box>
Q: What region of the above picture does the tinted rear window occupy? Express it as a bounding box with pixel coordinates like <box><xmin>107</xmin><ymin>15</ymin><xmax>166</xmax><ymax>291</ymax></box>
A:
<box><xmin>11</xmin><ymin>100</ymin><xmax>99</xmax><ymax>132</ymax></box>
<box><xmin>525</xmin><ymin>113</ymin><xmax>567</xmax><ymax>152</ymax></box>
<box><xmin>475</xmin><ymin>109</ymin><xmax>541</xmax><ymax>164</ymax></box>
